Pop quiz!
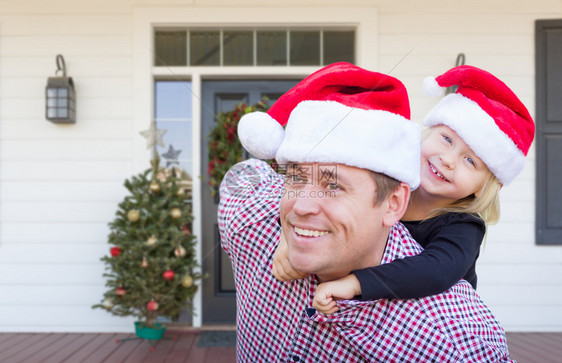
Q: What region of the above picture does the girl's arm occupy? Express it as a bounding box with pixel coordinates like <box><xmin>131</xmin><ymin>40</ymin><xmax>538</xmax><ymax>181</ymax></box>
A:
<box><xmin>313</xmin><ymin>274</ymin><xmax>361</xmax><ymax>314</ymax></box>
<box><xmin>272</xmin><ymin>232</ymin><xmax>308</xmax><ymax>281</ymax></box>
<box><xmin>354</xmin><ymin>214</ymin><xmax>485</xmax><ymax>300</ymax></box>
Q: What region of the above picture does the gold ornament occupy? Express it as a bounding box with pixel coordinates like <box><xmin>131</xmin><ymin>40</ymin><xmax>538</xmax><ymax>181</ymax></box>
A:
<box><xmin>174</xmin><ymin>246</ymin><xmax>187</xmax><ymax>258</ymax></box>
<box><xmin>127</xmin><ymin>209</ymin><xmax>140</xmax><ymax>222</ymax></box>
<box><xmin>176</xmin><ymin>188</ymin><xmax>185</xmax><ymax>197</ymax></box>
<box><xmin>181</xmin><ymin>275</ymin><xmax>193</xmax><ymax>288</ymax></box>
<box><xmin>141</xmin><ymin>257</ymin><xmax>149</xmax><ymax>268</ymax></box>
<box><xmin>170</xmin><ymin>208</ymin><xmax>182</xmax><ymax>219</ymax></box>
<box><xmin>149</xmin><ymin>181</ymin><xmax>161</xmax><ymax>193</ymax></box>
<box><xmin>146</xmin><ymin>235</ymin><xmax>158</xmax><ymax>246</ymax></box>
<box><xmin>102</xmin><ymin>298</ymin><xmax>114</xmax><ymax>309</ymax></box>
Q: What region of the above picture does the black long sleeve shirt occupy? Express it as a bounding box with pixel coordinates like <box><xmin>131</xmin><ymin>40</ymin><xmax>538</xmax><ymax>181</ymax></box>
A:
<box><xmin>353</xmin><ymin>213</ymin><xmax>486</xmax><ymax>300</ymax></box>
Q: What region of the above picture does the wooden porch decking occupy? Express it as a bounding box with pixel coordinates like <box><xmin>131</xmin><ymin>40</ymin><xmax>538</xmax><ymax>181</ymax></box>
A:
<box><xmin>0</xmin><ymin>329</ymin><xmax>235</xmax><ymax>363</ymax></box>
<box><xmin>0</xmin><ymin>331</ymin><xmax>560</xmax><ymax>362</ymax></box>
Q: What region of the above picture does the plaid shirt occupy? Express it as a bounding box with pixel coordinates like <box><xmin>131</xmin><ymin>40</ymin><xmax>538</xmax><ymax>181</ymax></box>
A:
<box><xmin>219</xmin><ymin>159</ymin><xmax>512</xmax><ymax>363</ymax></box>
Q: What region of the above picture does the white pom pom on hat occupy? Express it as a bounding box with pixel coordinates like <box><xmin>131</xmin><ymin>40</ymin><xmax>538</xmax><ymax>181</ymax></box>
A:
<box><xmin>237</xmin><ymin>111</ymin><xmax>284</xmax><ymax>159</ymax></box>
<box><xmin>422</xmin><ymin>76</ymin><xmax>443</xmax><ymax>98</ymax></box>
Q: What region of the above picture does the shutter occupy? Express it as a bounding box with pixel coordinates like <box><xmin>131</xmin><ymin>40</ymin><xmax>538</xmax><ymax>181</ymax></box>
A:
<box><xmin>536</xmin><ymin>19</ymin><xmax>562</xmax><ymax>244</ymax></box>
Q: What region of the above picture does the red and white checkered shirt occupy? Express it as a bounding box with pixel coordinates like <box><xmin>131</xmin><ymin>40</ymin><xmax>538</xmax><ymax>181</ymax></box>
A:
<box><xmin>219</xmin><ymin>159</ymin><xmax>513</xmax><ymax>362</ymax></box>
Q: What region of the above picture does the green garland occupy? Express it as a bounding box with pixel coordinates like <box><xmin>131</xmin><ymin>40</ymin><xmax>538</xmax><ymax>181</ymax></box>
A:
<box><xmin>207</xmin><ymin>99</ymin><xmax>269</xmax><ymax>194</ymax></box>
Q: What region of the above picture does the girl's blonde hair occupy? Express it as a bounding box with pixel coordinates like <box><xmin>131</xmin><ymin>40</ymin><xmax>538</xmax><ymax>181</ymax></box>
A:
<box><xmin>424</xmin><ymin>169</ymin><xmax>502</xmax><ymax>224</ymax></box>
<box><xmin>420</xmin><ymin>127</ymin><xmax>502</xmax><ymax>225</ymax></box>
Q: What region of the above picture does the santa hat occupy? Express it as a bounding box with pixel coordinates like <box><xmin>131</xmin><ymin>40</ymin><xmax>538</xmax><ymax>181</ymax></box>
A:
<box><xmin>422</xmin><ymin>65</ymin><xmax>535</xmax><ymax>186</ymax></box>
<box><xmin>238</xmin><ymin>62</ymin><xmax>421</xmax><ymax>189</ymax></box>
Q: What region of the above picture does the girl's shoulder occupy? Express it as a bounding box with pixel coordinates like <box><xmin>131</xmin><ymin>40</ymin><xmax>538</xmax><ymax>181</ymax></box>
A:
<box><xmin>402</xmin><ymin>212</ymin><xmax>485</xmax><ymax>234</ymax></box>
<box><xmin>435</xmin><ymin>212</ymin><xmax>485</xmax><ymax>226</ymax></box>
<box><xmin>402</xmin><ymin>212</ymin><xmax>486</xmax><ymax>248</ymax></box>
<box><xmin>403</xmin><ymin>212</ymin><xmax>484</xmax><ymax>225</ymax></box>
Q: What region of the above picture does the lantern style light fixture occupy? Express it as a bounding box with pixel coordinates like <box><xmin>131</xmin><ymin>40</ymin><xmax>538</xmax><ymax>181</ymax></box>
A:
<box><xmin>45</xmin><ymin>54</ymin><xmax>76</xmax><ymax>123</ymax></box>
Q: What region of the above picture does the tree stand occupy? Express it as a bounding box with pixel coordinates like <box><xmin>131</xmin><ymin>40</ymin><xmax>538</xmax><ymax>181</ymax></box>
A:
<box><xmin>115</xmin><ymin>322</ymin><xmax>176</xmax><ymax>351</ymax></box>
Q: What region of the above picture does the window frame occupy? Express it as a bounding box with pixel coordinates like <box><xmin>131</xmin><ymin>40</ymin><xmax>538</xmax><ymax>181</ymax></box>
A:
<box><xmin>153</xmin><ymin>27</ymin><xmax>356</xmax><ymax>67</ymax></box>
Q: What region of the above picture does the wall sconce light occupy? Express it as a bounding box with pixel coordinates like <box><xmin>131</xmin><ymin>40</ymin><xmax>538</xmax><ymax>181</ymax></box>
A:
<box><xmin>46</xmin><ymin>54</ymin><xmax>76</xmax><ymax>123</ymax></box>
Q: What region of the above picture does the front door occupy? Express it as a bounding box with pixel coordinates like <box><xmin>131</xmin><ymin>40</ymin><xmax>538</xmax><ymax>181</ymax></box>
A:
<box><xmin>200</xmin><ymin>80</ymin><xmax>299</xmax><ymax>324</ymax></box>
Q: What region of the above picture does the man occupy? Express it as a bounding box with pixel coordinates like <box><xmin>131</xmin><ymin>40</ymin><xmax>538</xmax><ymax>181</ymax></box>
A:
<box><xmin>218</xmin><ymin>63</ymin><xmax>511</xmax><ymax>362</ymax></box>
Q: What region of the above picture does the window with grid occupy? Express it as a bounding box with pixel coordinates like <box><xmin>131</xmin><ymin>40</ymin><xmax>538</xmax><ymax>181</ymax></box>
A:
<box><xmin>154</xmin><ymin>28</ymin><xmax>355</xmax><ymax>67</ymax></box>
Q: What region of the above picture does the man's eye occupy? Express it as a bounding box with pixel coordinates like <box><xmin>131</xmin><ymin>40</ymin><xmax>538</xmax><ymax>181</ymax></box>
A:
<box><xmin>327</xmin><ymin>183</ymin><xmax>340</xmax><ymax>191</ymax></box>
<box><xmin>288</xmin><ymin>174</ymin><xmax>304</xmax><ymax>183</ymax></box>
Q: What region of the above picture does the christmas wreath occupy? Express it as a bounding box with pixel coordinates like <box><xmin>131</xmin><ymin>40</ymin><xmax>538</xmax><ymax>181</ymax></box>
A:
<box><xmin>207</xmin><ymin>99</ymin><xmax>269</xmax><ymax>194</ymax></box>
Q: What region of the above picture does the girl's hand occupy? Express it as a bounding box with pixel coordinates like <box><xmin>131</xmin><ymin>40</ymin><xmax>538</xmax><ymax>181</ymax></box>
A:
<box><xmin>272</xmin><ymin>232</ymin><xmax>308</xmax><ymax>281</ymax></box>
<box><xmin>313</xmin><ymin>274</ymin><xmax>362</xmax><ymax>315</ymax></box>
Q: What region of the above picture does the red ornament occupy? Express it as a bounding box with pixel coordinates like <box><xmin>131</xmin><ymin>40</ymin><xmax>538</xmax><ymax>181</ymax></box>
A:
<box><xmin>110</xmin><ymin>247</ymin><xmax>122</xmax><ymax>257</ymax></box>
<box><xmin>115</xmin><ymin>286</ymin><xmax>126</xmax><ymax>296</ymax></box>
<box><xmin>163</xmin><ymin>269</ymin><xmax>175</xmax><ymax>281</ymax></box>
<box><xmin>141</xmin><ymin>257</ymin><xmax>148</xmax><ymax>268</ymax></box>
<box><xmin>181</xmin><ymin>225</ymin><xmax>191</xmax><ymax>236</ymax></box>
<box><xmin>147</xmin><ymin>299</ymin><xmax>159</xmax><ymax>311</ymax></box>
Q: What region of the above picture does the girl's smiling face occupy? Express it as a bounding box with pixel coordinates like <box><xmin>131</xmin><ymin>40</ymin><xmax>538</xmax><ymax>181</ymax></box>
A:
<box><xmin>418</xmin><ymin>125</ymin><xmax>489</xmax><ymax>208</ymax></box>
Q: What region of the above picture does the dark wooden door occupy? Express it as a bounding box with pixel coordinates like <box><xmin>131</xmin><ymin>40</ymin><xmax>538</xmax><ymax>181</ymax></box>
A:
<box><xmin>201</xmin><ymin>79</ymin><xmax>299</xmax><ymax>324</ymax></box>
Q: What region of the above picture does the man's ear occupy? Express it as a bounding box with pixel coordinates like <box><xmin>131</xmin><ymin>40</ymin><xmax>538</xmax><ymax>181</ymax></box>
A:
<box><xmin>382</xmin><ymin>182</ymin><xmax>410</xmax><ymax>227</ymax></box>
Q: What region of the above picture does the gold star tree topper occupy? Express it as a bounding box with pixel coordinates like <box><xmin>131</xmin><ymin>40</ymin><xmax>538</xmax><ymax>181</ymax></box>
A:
<box><xmin>139</xmin><ymin>122</ymin><xmax>167</xmax><ymax>149</ymax></box>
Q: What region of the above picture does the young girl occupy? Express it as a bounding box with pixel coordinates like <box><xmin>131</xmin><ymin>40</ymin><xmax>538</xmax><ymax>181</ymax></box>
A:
<box><xmin>272</xmin><ymin>65</ymin><xmax>535</xmax><ymax>314</ymax></box>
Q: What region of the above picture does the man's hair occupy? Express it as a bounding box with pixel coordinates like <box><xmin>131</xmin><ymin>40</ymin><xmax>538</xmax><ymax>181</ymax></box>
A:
<box><xmin>369</xmin><ymin>171</ymin><xmax>401</xmax><ymax>205</ymax></box>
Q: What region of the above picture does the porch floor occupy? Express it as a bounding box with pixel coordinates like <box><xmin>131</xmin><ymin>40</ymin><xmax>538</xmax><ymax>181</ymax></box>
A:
<box><xmin>0</xmin><ymin>331</ymin><xmax>560</xmax><ymax>362</ymax></box>
<box><xmin>0</xmin><ymin>329</ymin><xmax>235</xmax><ymax>363</ymax></box>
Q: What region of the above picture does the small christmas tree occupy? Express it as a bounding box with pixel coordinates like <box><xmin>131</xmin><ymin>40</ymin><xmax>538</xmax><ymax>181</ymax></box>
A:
<box><xmin>93</xmin><ymin>157</ymin><xmax>202</xmax><ymax>329</ymax></box>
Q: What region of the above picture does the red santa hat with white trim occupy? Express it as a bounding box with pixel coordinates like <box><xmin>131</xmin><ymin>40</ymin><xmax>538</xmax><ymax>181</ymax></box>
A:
<box><xmin>238</xmin><ymin>62</ymin><xmax>421</xmax><ymax>189</ymax></box>
<box><xmin>422</xmin><ymin>65</ymin><xmax>535</xmax><ymax>185</ymax></box>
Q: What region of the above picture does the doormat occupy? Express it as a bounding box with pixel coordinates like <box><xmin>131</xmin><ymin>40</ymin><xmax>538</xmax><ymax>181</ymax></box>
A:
<box><xmin>197</xmin><ymin>330</ymin><xmax>237</xmax><ymax>347</ymax></box>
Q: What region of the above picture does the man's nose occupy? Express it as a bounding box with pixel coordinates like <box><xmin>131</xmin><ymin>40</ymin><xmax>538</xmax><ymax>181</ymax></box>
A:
<box><xmin>291</xmin><ymin>185</ymin><xmax>322</xmax><ymax>216</ymax></box>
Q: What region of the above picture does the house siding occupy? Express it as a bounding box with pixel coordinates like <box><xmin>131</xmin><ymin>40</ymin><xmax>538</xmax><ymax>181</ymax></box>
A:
<box><xmin>0</xmin><ymin>0</ymin><xmax>560</xmax><ymax>332</ymax></box>
<box><xmin>0</xmin><ymin>3</ymin><xmax>136</xmax><ymax>332</ymax></box>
